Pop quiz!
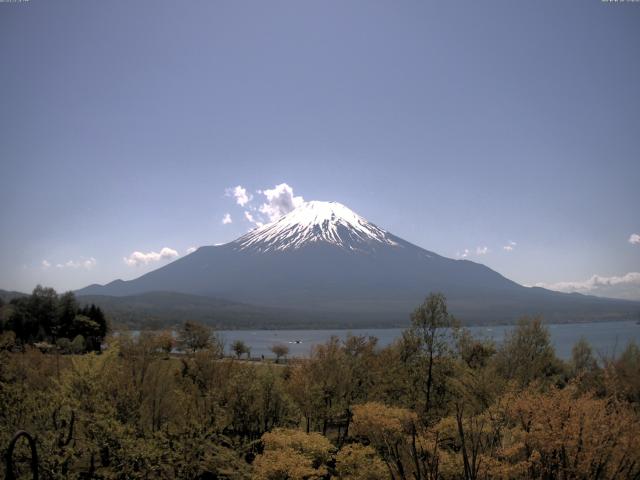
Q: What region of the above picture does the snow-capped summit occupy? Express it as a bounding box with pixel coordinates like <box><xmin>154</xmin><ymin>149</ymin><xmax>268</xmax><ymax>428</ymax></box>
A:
<box><xmin>232</xmin><ymin>201</ymin><xmax>399</xmax><ymax>252</ymax></box>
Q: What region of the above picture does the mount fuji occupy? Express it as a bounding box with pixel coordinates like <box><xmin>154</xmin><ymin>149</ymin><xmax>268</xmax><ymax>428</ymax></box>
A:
<box><xmin>77</xmin><ymin>201</ymin><xmax>640</xmax><ymax>327</ymax></box>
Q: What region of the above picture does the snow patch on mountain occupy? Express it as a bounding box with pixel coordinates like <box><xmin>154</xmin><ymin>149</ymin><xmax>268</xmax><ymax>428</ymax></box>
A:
<box><xmin>232</xmin><ymin>201</ymin><xmax>399</xmax><ymax>253</ymax></box>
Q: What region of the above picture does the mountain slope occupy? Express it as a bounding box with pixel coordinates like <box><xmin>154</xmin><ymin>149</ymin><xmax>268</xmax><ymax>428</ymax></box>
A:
<box><xmin>76</xmin><ymin>291</ymin><xmax>351</xmax><ymax>329</ymax></box>
<box><xmin>77</xmin><ymin>202</ymin><xmax>640</xmax><ymax>325</ymax></box>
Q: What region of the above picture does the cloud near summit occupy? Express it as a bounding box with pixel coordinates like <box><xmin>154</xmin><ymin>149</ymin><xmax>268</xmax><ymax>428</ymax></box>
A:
<box><xmin>258</xmin><ymin>183</ymin><xmax>305</xmax><ymax>222</ymax></box>
<box><xmin>226</xmin><ymin>182</ymin><xmax>304</xmax><ymax>227</ymax></box>
<box><xmin>226</xmin><ymin>185</ymin><xmax>252</xmax><ymax>207</ymax></box>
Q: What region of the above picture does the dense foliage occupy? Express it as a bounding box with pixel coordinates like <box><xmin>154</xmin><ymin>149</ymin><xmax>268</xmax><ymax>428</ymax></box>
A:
<box><xmin>0</xmin><ymin>286</ymin><xmax>108</xmax><ymax>353</ymax></box>
<box><xmin>1</xmin><ymin>293</ymin><xmax>640</xmax><ymax>479</ymax></box>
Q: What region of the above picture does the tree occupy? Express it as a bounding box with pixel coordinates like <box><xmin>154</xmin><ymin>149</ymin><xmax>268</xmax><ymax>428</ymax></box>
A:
<box><xmin>492</xmin><ymin>385</ymin><xmax>640</xmax><ymax>479</ymax></box>
<box><xmin>252</xmin><ymin>448</ymin><xmax>321</xmax><ymax>480</ymax></box>
<box><xmin>405</xmin><ymin>292</ymin><xmax>457</xmax><ymax>416</ymax></box>
<box><xmin>253</xmin><ymin>428</ymin><xmax>334</xmax><ymax>480</ymax></box>
<box><xmin>286</xmin><ymin>359</ymin><xmax>322</xmax><ymax>433</ymax></box>
<box><xmin>271</xmin><ymin>344</ymin><xmax>289</xmax><ymax>363</ymax></box>
<box><xmin>232</xmin><ymin>340</ymin><xmax>250</xmax><ymax>359</ymax></box>
<box><xmin>0</xmin><ymin>331</ymin><xmax>16</xmax><ymax>351</ymax></box>
<box><xmin>55</xmin><ymin>337</ymin><xmax>71</xmax><ymax>353</ymax></box>
<box><xmin>0</xmin><ymin>297</ymin><xmax>5</xmax><ymax>332</ymax></box>
<box><xmin>456</xmin><ymin>328</ymin><xmax>495</xmax><ymax>369</ymax></box>
<box><xmin>85</xmin><ymin>304</ymin><xmax>108</xmax><ymax>339</ymax></box>
<box><xmin>72</xmin><ymin>314</ymin><xmax>100</xmax><ymax>337</ymax></box>
<box><xmin>28</xmin><ymin>285</ymin><xmax>58</xmax><ymax>336</ymax></box>
<box><xmin>606</xmin><ymin>341</ymin><xmax>640</xmax><ymax>404</ymax></box>
<box><xmin>350</xmin><ymin>402</ymin><xmax>437</xmax><ymax>479</ymax></box>
<box><xmin>0</xmin><ymin>288</ymin><xmax>108</xmax><ymax>351</ymax></box>
<box><xmin>178</xmin><ymin>321</ymin><xmax>217</xmax><ymax>353</ymax></box>
<box><xmin>569</xmin><ymin>337</ymin><xmax>601</xmax><ymax>389</ymax></box>
<box><xmin>335</xmin><ymin>443</ymin><xmax>388</xmax><ymax>480</ymax></box>
<box><xmin>56</xmin><ymin>291</ymin><xmax>78</xmax><ymax>340</ymax></box>
<box><xmin>70</xmin><ymin>334</ymin><xmax>86</xmax><ymax>354</ymax></box>
<box><xmin>256</xmin><ymin>366</ymin><xmax>292</xmax><ymax>433</ymax></box>
<box><xmin>7</xmin><ymin>286</ymin><xmax>58</xmax><ymax>343</ymax></box>
<box><xmin>307</xmin><ymin>337</ymin><xmax>351</xmax><ymax>436</ymax></box>
<box><xmin>338</xmin><ymin>335</ymin><xmax>378</xmax><ymax>444</ymax></box>
<box><xmin>494</xmin><ymin>316</ymin><xmax>563</xmax><ymax>387</ymax></box>
<box><xmin>7</xmin><ymin>298</ymin><xmax>37</xmax><ymax>345</ymax></box>
<box><xmin>156</xmin><ymin>330</ymin><xmax>175</xmax><ymax>356</ymax></box>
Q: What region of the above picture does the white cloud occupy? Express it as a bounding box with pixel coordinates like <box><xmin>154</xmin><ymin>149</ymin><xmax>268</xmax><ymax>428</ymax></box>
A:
<box><xmin>536</xmin><ymin>272</ymin><xmax>640</xmax><ymax>301</ymax></box>
<box><xmin>124</xmin><ymin>247</ymin><xmax>178</xmax><ymax>267</ymax></box>
<box><xmin>186</xmin><ymin>246</ymin><xmax>197</xmax><ymax>254</ymax></box>
<box><xmin>42</xmin><ymin>260</ymin><xmax>51</xmax><ymax>269</ymax></box>
<box><xmin>258</xmin><ymin>183</ymin><xmax>304</xmax><ymax>222</ymax></box>
<box><xmin>629</xmin><ymin>233</ymin><xmax>640</xmax><ymax>245</ymax></box>
<box><xmin>457</xmin><ymin>246</ymin><xmax>492</xmax><ymax>257</ymax></box>
<box><xmin>503</xmin><ymin>240</ymin><xmax>517</xmax><ymax>252</ymax></box>
<box><xmin>224</xmin><ymin>182</ymin><xmax>304</xmax><ymax>227</ymax></box>
<box><xmin>226</xmin><ymin>185</ymin><xmax>252</xmax><ymax>207</ymax></box>
<box><xmin>244</xmin><ymin>211</ymin><xmax>263</xmax><ymax>228</ymax></box>
<box><xmin>82</xmin><ymin>258</ymin><xmax>97</xmax><ymax>269</ymax></box>
<box><xmin>51</xmin><ymin>257</ymin><xmax>97</xmax><ymax>270</ymax></box>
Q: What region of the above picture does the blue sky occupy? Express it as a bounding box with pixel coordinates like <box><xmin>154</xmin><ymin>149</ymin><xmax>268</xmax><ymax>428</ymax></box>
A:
<box><xmin>1</xmin><ymin>0</ymin><xmax>639</xmax><ymax>299</ymax></box>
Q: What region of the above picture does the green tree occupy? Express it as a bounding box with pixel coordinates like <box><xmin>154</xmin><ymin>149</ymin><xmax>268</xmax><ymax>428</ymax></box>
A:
<box><xmin>79</xmin><ymin>303</ymin><xmax>108</xmax><ymax>351</ymax></box>
<box><xmin>28</xmin><ymin>285</ymin><xmax>58</xmax><ymax>338</ymax></box>
<box><xmin>73</xmin><ymin>314</ymin><xmax>100</xmax><ymax>336</ymax></box>
<box><xmin>55</xmin><ymin>337</ymin><xmax>71</xmax><ymax>353</ymax></box>
<box><xmin>232</xmin><ymin>339</ymin><xmax>250</xmax><ymax>359</ymax></box>
<box><xmin>494</xmin><ymin>316</ymin><xmax>563</xmax><ymax>388</ymax></box>
<box><xmin>0</xmin><ymin>297</ymin><xmax>5</xmax><ymax>333</ymax></box>
<box><xmin>7</xmin><ymin>298</ymin><xmax>37</xmax><ymax>345</ymax></box>
<box><xmin>456</xmin><ymin>328</ymin><xmax>496</xmax><ymax>369</ymax></box>
<box><xmin>404</xmin><ymin>292</ymin><xmax>458</xmax><ymax>417</ymax></box>
<box><xmin>178</xmin><ymin>321</ymin><xmax>221</xmax><ymax>354</ymax></box>
<box><xmin>571</xmin><ymin>337</ymin><xmax>597</xmax><ymax>374</ymax></box>
<box><xmin>85</xmin><ymin>304</ymin><xmax>107</xmax><ymax>332</ymax></box>
<box><xmin>56</xmin><ymin>291</ymin><xmax>78</xmax><ymax>340</ymax></box>
<box><xmin>607</xmin><ymin>341</ymin><xmax>640</xmax><ymax>405</ymax></box>
<box><xmin>70</xmin><ymin>334</ymin><xmax>86</xmax><ymax>354</ymax></box>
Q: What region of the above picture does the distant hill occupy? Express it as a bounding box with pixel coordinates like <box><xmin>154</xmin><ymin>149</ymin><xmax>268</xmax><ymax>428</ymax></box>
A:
<box><xmin>0</xmin><ymin>289</ymin><xmax>28</xmax><ymax>303</ymax></box>
<box><xmin>76</xmin><ymin>201</ymin><xmax>640</xmax><ymax>327</ymax></box>
<box><xmin>76</xmin><ymin>291</ymin><xmax>393</xmax><ymax>330</ymax></box>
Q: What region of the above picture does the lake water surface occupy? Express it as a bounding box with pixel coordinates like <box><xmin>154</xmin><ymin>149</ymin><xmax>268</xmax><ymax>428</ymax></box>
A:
<box><xmin>218</xmin><ymin>320</ymin><xmax>640</xmax><ymax>360</ymax></box>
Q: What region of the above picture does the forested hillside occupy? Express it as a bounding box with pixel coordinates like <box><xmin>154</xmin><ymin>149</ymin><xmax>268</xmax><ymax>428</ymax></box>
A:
<box><xmin>1</xmin><ymin>294</ymin><xmax>639</xmax><ymax>479</ymax></box>
<box><xmin>0</xmin><ymin>286</ymin><xmax>108</xmax><ymax>353</ymax></box>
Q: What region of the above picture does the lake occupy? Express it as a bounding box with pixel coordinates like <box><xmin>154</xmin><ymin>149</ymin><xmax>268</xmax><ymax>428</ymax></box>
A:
<box><xmin>217</xmin><ymin>320</ymin><xmax>640</xmax><ymax>360</ymax></box>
